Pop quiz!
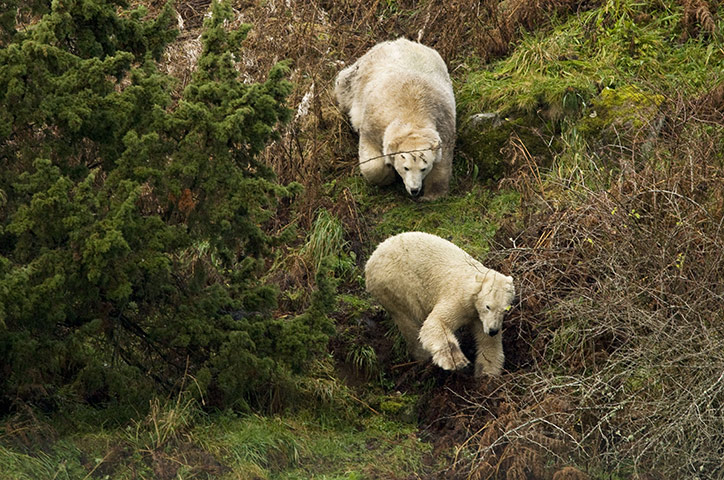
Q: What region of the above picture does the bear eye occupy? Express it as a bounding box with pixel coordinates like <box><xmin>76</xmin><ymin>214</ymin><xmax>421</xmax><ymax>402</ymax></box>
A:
<box><xmin>486</xmin><ymin>305</ymin><xmax>491</xmax><ymax>311</ymax></box>
<box><xmin>421</xmin><ymin>167</ymin><xmax>427</xmax><ymax>172</ymax></box>
<box><xmin>404</xmin><ymin>167</ymin><xmax>410</xmax><ymax>171</ymax></box>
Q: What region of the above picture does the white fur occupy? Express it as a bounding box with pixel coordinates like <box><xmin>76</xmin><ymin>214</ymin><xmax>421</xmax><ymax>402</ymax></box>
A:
<box><xmin>335</xmin><ymin>38</ymin><xmax>456</xmax><ymax>200</ymax></box>
<box><xmin>365</xmin><ymin>232</ymin><xmax>515</xmax><ymax>376</ymax></box>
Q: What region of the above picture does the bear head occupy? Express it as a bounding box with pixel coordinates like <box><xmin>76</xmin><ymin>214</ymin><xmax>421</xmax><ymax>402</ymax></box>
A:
<box><xmin>383</xmin><ymin>126</ymin><xmax>442</xmax><ymax>197</ymax></box>
<box><xmin>473</xmin><ymin>270</ymin><xmax>515</xmax><ymax>337</ymax></box>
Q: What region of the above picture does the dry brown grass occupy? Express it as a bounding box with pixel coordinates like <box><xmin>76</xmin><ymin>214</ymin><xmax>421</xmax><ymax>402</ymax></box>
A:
<box><xmin>425</xmin><ymin>86</ymin><xmax>724</xmax><ymax>479</ymax></box>
<box><xmin>680</xmin><ymin>0</ymin><xmax>719</xmax><ymax>39</ymax></box>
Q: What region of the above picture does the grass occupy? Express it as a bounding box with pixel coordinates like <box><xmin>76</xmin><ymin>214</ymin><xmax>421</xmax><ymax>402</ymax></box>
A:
<box><xmin>345</xmin><ymin>344</ymin><xmax>379</xmax><ymax>379</ymax></box>
<box><xmin>459</xmin><ymin>1</ymin><xmax>718</xmax><ymax>121</ymax></box>
<box><xmin>0</xmin><ymin>445</ymin><xmax>65</xmax><ymax>480</ymax></box>
<box><xmin>300</xmin><ymin>208</ymin><xmax>351</xmax><ymax>275</ymax></box>
<box><xmin>355</xmin><ymin>182</ymin><xmax>520</xmax><ymax>260</ymax></box>
<box><xmin>0</xmin><ymin>402</ymin><xmax>430</xmax><ymax>480</ymax></box>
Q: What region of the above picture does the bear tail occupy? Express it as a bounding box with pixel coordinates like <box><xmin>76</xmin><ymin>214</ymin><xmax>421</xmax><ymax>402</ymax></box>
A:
<box><xmin>334</xmin><ymin>64</ymin><xmax>359</xmax><ymax>114</ymax></box>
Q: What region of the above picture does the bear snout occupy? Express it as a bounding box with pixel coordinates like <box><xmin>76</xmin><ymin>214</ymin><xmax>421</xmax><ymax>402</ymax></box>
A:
<box><xmin>487</xmin><ymin>328</ymin><xmax>499</xmax><ymax>337</ymax></box>
<box><xmin>409</xmin><ymin>187</ymin><xmax>421</xmax><ymax>197</ymax></box>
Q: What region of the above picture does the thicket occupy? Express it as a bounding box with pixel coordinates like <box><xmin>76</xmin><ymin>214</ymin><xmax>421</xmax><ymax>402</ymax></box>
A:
<box><xmin>0</xmin><ymin>0</ymin><xmax>335</xmax><ymax>415</ymax></box>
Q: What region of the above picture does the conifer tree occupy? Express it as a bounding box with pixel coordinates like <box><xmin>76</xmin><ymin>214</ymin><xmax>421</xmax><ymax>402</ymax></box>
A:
<box><xmin>0</xmin><ymin>0</ymin><xmax>334</xmax><ymax>413</ymax></box>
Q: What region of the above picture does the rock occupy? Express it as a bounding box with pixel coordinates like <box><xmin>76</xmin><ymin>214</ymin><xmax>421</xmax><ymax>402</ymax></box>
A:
<box><xmin>467</xmin><ymin>112</ymin><xmax>503</xmax><ymax>129</ymax></box>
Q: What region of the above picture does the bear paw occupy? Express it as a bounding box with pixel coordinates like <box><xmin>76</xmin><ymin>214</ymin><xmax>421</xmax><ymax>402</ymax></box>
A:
<box><xmin>474</xmin><ymin>352</ymin><xmax>504</xmax><ymax>376</ymax></box>
<box><xmin>420</xmin><ymin>191</ymin><xmax>444</xmax><ymax>202</ymax></box>
<box><xmin>432</xmin><ymin>344</ymin><xmax>470</xmax><ymax>371</ymax></box>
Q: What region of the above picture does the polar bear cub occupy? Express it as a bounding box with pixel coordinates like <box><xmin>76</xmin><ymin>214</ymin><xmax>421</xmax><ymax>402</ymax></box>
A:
<box><xmin>365</xmin><ymin>232</ymin><xmax>515</xmax><ymax>376</ymax></box>
<box><xmin>335</xmin><ymin>38</ymin><xmax>456</xmax><ymax>200</ymax></box>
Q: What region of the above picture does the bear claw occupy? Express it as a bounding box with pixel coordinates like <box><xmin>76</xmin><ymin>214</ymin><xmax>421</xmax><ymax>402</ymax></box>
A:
<box><xmin>432</xmin><ymin>345</ymin><xmax>470</xmax><ymax>371</ymax></box>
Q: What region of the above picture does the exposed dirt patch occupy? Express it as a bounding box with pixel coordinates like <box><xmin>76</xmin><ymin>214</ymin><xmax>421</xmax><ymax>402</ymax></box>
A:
<box><xmin>144</xmin><ymin>441</ymin><xmax>230</xmax><ymax>480</ymax></box>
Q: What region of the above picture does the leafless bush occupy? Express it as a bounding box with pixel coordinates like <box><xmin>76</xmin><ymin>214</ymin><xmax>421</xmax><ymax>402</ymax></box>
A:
<box><xmin>443</xmin><ymin>86</ymin><xmax>724</xmax><ymax>478</ymax></box>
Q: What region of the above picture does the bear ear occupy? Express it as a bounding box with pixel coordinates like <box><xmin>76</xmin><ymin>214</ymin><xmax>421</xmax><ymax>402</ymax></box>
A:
<box><xmin>383</xmin><ymin>139</ymin><xmax>400</xmax><ymax>157</ymax></box>
<box><xmin>419</xmin><ymin>128</ymin><xmax>442</xmax><ymax>160</ymax></box>
<box><xmin>474</xmin><ymin>271</ymin><xmax>493</xmax><ymax>292</ymax></box>
<box><xmin>506</xmin><ymin>277</ymin><xmax>516</xmax><ymax>298</ymax></box>
<box><xmin>383</xmin><ymin>121</ymin><xmax>406</xmax><ymax>156</ymax></box>
<box><xmin>382</xmin><ymin>135</ymin><xmax>397</xmax><ymax>165</ymax></box>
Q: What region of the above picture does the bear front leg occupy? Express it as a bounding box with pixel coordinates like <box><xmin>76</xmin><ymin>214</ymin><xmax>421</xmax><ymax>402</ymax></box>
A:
<box><xmin>358</xmin><ymin>134</ymin><xmax>396</xmax><ymax>186</ymax></box>
<box><xmin>471</xmin><ymin>320</ymin><xmax>504</xmax><ymax>376</ymax></box>
<box><xmin>421</xmin><ymin>153</ymin><xmax>451</xmax><ymax>201</ymax></box>
<box><xmin>418</xmin><ymin>304</ymin><xmax>470</xmax><ymax>371</ymax></box>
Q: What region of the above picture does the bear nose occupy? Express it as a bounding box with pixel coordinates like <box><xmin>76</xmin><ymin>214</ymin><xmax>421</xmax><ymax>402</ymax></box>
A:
<box><xmin>409</xmin><ymin>187</ymin><xmax>421</xmax><ymax>196</ymax></box>
<box><xmin>488</xmin><ymin>328</ymin><xmax>499</xmax><ymax>337</ymax></box>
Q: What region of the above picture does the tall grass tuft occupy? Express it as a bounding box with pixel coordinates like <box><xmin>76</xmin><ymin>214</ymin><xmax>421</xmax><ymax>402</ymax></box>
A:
<box><xmin>218</xmin><ymin>415</ymin><xmax>304</xmax><ymax>472</ymax></box>
<box><xmin>300</xmin><ymin>208</ymin><xmax>351</xmax><ymax>275</ymax></box>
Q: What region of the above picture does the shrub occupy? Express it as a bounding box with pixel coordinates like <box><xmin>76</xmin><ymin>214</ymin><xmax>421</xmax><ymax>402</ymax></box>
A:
<box><xmin>0</xmin><ymin>0</ymin><xmax>334</xmax><ymax>414</ymax></box>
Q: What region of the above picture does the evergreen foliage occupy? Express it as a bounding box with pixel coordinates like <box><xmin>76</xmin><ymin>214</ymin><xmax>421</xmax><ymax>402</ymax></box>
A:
<box><xmin>0</xmin><ymin>0</ymin><xmax>334</xmax><ymax>414</ymax></box>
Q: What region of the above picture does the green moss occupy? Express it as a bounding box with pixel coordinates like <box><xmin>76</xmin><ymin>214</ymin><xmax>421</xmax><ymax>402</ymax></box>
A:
<box><xmin>580</xmin><ymin>85</ymin><xmax>664</xmax><ymax>139</ymax></box>
<box><xmin>623</xmin><ymin>367</ymin><xmax>664</xmax><ymax>398</ymax></box>
<box><xmin>360</xmin><ymin>185</ymin><xmax>519</xmax><ymax>260</ymax></box>
<box><xmin>377</xmin><ymin>393</ymin><xmax>418</xmax><ymax>423</ymax></box>
<box><xmin>457</xmin><ymin>113</ymin><xmax>556</xmax><ymax>181</ymax></box>
<box><xmin>337</xmin><ymin>294</ymin><xmax>373</xmax><ymax>318</ymax></box>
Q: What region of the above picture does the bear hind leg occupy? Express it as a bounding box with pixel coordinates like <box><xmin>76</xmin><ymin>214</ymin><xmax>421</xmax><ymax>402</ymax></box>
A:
<box><xmin>387</xmin><ymin>309</ymin><xmax>429</xmax><ymax>362</ymax></box>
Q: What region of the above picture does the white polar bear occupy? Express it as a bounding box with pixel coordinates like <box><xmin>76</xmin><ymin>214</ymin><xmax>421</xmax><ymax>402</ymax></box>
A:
<box><xmin>334</xmin><ymin>38</ymin><xmax>456</xmax><ymax>200</ymax></box>
<box><xmin>365</xmin><ymin>232</ymin><xmax>515</xmax><ymax>376</ymax></box>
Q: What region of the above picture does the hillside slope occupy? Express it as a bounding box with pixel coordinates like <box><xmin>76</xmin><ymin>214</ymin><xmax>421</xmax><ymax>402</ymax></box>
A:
<box><xmin>2</xmin><ymin>1</ymin><xmax>723</xmax><ymax>479</ymax></box>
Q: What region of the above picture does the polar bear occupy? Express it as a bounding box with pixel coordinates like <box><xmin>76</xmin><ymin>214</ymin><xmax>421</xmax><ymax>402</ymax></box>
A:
<box><xmin>365</xmin><ymin>232</ymin><xmax>515</xmax><ymax>376</ymax></box>
<box><xmin>334</xmin><ymin>38</ymin><xmax>456</xmax><ymax>200</ymax></box>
